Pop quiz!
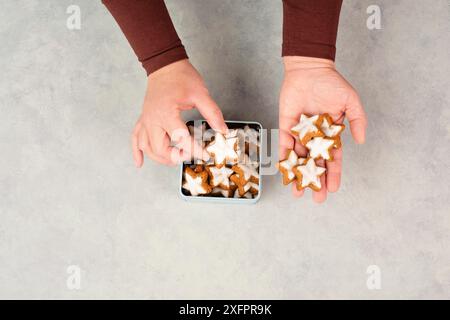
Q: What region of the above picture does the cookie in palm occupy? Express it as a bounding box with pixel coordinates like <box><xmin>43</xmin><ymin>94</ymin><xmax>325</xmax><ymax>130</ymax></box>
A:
<box><xmin>278</xmin><ymin>113</ymin><xmax>344</xmax><ymax>191</ymax></box>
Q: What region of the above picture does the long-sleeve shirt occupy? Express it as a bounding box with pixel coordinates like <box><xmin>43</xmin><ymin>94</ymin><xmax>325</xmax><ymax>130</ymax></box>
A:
<box><xmin>102</xmin><ymin>0</ymin><xmax>343</xmax><ymax>75</ymax></box>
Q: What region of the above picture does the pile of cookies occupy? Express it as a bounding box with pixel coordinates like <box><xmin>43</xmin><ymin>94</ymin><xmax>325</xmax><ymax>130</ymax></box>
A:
<box><xmin>182</xmin><ymin>123</ymin><xmax>260</xmax><ymax>199</ymax></box>
<box><xmin>277</xmin><ymin>114</ymin><xmax>344</xmax><ymax>191</ymax></box>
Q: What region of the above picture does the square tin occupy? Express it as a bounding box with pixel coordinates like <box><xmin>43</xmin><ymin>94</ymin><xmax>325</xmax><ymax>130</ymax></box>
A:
<box><xmin>179</xmin><ymin>120</ymin><xmax>262</xmax><ymax>204</ymax></box>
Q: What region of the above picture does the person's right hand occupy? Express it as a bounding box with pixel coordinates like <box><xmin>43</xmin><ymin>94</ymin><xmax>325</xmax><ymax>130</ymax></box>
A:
<box><xmin>132</xmin><ymin>59</ymin><xmax>227</xmax><ymax>167</ymax></box>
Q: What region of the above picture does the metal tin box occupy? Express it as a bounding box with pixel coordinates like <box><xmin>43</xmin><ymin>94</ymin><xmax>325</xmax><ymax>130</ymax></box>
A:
<box><xmin>179</xmin><ymin>120</ymin><xmax>262</xmax><ymax>204</ymax></box>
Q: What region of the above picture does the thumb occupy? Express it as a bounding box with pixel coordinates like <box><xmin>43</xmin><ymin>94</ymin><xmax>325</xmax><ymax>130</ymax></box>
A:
<box><xmin>345</xmin><ymin>91</ymin><xmax>367</xmax><ymax>144</ymax></box>
<box><xmin>194</xmin><ymin>94</ymin><xmax>228</xmax><ymax>134</ymax></box>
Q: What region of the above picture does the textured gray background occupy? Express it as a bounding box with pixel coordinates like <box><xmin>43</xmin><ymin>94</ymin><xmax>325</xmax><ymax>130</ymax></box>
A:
<box><xmin>0</xmin><ymin>0</ymin><xmax>449</xmax><ymax>299</ymax></box>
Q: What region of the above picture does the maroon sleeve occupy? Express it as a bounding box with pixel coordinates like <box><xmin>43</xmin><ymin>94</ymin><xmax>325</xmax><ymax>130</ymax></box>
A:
<box><xmin>102</xmin><ymin>0</ymin><xmax>188</xmax><ymax>75</ymax></box>
<box><xmin>282</xmin><ymin>0</ymin><xmax>343</xmax><ymax>61</ymax></box>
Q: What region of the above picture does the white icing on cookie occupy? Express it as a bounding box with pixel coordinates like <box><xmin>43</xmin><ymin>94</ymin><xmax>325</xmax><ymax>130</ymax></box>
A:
<box><xmin>203</xmin><ymin>128</ymin><xmax>216</xmax><ymax>143</ymax></box>
<box><xmin>320</xmin><ymin>117</ymin><xmax>343</xmax><ymax>138</ymax></box>
<box><xmin>243</xmin><ymin>125</ymin><xmax>259</xmax><ymax>145</ymax></box>
<box><xmin>226</xmin><ymin>129</ymin><xmax>247</xmax><ymax>154</ymax></box>
<box><xmin>248</xmin><ymin>181</ymin><xmax>259</xmax><ymax>192</ymax></box>
<box><xmin>233</xmin><ymin>189</ymin><xmax>252</xmax><ymax>199</ymax></box>
<box><xmin>208</xmin><ymin>166</ymin><xmax>234</xmax><ymax>188</ymax></box>
<box><xmin>279</xmin><ymin>150</ymin><xmax>306</xmax><ymax>181</ymax></box>
<box><xmin>230</xmin><ymin>173</ymin><xmax>252</xmax><ymax>194</ymax></box>
<box><xmin>296</xmin><ymin>158</ymin><xmax>326</xmax><ymax>189</ymax></box>
<box><xmin>241</xmin><ymin>153</ymin><xmax>259</xmax><ymax>169</ymax></box>
<box><xmin>206</xmin><ymin>133</ymin><xmax>239</xmax><ymax>165</ymax></box>
<box><xmin>235</xmin><ymin>163</ymin><xmax>259</xmax><ymax>182</ymax></box>
<box><xmin>212</xmin><ymin>187</ymin><xmax>231</xmax><ymax>197</ymax></box>
<box><xmin>225</xmin><ymin>129</ymin><xmax>239</xmax><ymax>139</ymax></box>
<box><xmin>291</xmin><ymin>114</ymin><xmax>321</xmax><ymax>141</ymax></box>
<box><xmin>305</xmin><ymin>137</ymin><xmax>335</xmax><ymax>160</ymax></box>
<box><xmin>182</xmin><ymin>173</ymin><xmax>209</xmax><ymax>196</ymax></box>
<box><xmin>243</xmin><ymin>192</ymin><xmax>253</xmax><ymax>199</ymax></box>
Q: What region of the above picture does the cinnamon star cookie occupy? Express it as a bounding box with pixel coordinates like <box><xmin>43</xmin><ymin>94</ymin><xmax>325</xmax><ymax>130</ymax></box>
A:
<box><xmin>305</xmin><ymin>137</ymin><xmax>335</xmax><ymax>161</ymax></box>
<box><xmin>293</xmin><ymin>158</ymin><xmax>326</xmax><ymax>191</ymax></box>
<box><xmin>231</xmin><ymin>164</ymin><xmax>259</xmax><ymax>185</ymax></box>
<box><xmin>182</xmin><ymin>167</ymin><xmax>212</xmax><ymax>196</ymax></box>
<box><xmin>277</xmin><ymin>150</ymin><xmax>306</xmax><ymax>185</ymax></box>
<box><xmin>317</xmin><ymin>113</ymin><xmax>345</xmax><ymax>148</ymax></box>
<box><xmin>206</xmin><ymin>165</ymin><xmax>234</xmax><ymax>189</ymax></box>
<box><xmin>206</xmin><ymin>132</ymin><xmax>239</xmax><ymax>167</ymax></box>
<box><xmin>291</xmin><ymin>114</ymin><xmax>324</xmax><ymax>145</ymax></box>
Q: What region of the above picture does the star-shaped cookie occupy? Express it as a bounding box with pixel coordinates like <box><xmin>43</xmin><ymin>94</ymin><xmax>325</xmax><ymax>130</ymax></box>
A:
<box><xmin>233</xmin><ymin>189</ymin><xmax>253</xmax><ymax>199</ymax></box>
<box><xmin>293</xmin><ymin>158</ymin><xmax>326</xmax><ymax>191</ymax></box>
<box><xmin>291</xmin><ymin>114</ymin><xmax>324</xmax><ymax>145</ymax></box>
<box><xmin>277</xmin><ymin>150</ymin><xmax>306</xmax><ymax>185</ymax></box>
<box><xmin>243</xmin><ymin>125</ymin><xmax>259</xmax><ymax>153</ymax></box>
<box><xmin>241</xmin><ymin>153</ymin><xmax>259</xmax><ymax>169</ymax></box>
<box><xmin>305</xmin><ymin>137</ymin><xmax>335</xmax><ymax>161</ymax></box>
<box><xmin>247</xmin><ymin>181</ymin><xmax>259</xmax><ymax>195</ymax></box>
<box><xmin>211</xmin><ymin>187</ymin><xmax>233</xmax><ymax>198</ymax></box>
<box><xmin>202</xmin><ymin>128</ymin><xmax>216</xmax><ymax>144</ymax></box>
<box><xmin>318</xmin><ymin>114</ymin><xmax>345</xmax><ymax>148</ymax></box>
<box><xmin>224</xmin><ymin>129</ymin><xmax>239</xmax><ymax>139</ymax></box>
<box><xmin>206</xmin><ymin>165</ymin><xmax>234</xmax><ymax>189</ymax></box>
<box><xmin>182</xmin><ymin>167</ymin><xmax>212</xmax><ymax>196</ymax></box>
<box><xmin>206</xmin><ymin>132</ymin><xmax>239</xmax><ymax>167</ymax></box>
<box><xmin>230</xmin><ymin>174</ymin><xmax>252</xmax><ymax>197</ymax></box>
<box><xmin>231</xmin><ymin>164</ymin><xmax>259</xmax><ymax>185</ymax></box>
<box><xmin>190</xmin><ymin>164</ymin><xmax>204</xmax><ymax>173</ymax></box>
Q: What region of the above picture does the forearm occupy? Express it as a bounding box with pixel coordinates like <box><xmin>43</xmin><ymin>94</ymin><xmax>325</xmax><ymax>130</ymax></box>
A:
<box><xmin>102</xmin><ymin>0</ymin><xmax>188</xmax><ymax>75</ymax></box>
<box><xmin>282</xmin><ymin>0</ymin><xmax>343</xmax><ymax>61</ymax></box>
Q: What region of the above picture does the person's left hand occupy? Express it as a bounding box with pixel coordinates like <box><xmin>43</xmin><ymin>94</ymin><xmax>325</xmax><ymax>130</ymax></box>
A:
<box><xmin>279</xmin><ymin>56</ymin><xmax>367</xmax><ymax>203</ymax></box>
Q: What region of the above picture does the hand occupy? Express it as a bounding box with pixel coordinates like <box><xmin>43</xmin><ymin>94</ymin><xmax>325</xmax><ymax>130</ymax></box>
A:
<box><xmin>279</xmin><ymin>56</ymin><xmax>367</xmax><ymax>203</ymax></box>
<box><xmin>132</xmin><ymin>59</ymin><xmax>227</xmax><ymax>167</ymax></box>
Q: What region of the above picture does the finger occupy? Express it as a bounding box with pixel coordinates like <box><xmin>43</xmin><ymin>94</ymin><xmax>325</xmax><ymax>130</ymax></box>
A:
<box><xmin>146</xmin><ymin>127</ymin><xmax>181</xmax><ymax>166</ymax></box>
<box><xmin>194</xmin><ymin>94</ymin><xmax>228</xmax><ymax>134</ymax></box>
<box><xmin>132</xmin><ymin>126</ymin><xmax>144</xmax><ymax>168</ymax></box>
<box><xmin>147</xmin><ymin>150</ymin><xmax>175</xmax><ymax>166</ymax></box>
<box><xmin>279</xmin><ymin>130</ymin><xmax>294</xmax><ymax>160</ymax></box>
<box><xmin>165</xmin><ymin>138</ymin><xmax>192</xmax><ymax>165</ymax></box>
<box><xmin>326</xmin><ymin>147</ymin><xmax>342</xmax><ymax>193</ymax></box>
<box><xmin>279</xmin><ymin>115</ymin><xmax>298</xmax><ymax>160</ymax></box>
<box><xmin>138</xmin><ymin>129</ymin><xmax>174</xmax><ymax>166</ymax></box>
<box><xmin>345</xmin><ymin>92</ymin><xmax>367</xmax><ymax>144</ymax></box>
<box><xmin>294</xmin><ymin>139</ymin><xmax>308</xmax><ymax>158</ymax></box>
<box><xmin>173</xmin><ymin>134</ymin><xmax>207</xmax><ymax>161</ymax></box>
<box><xmin>164</xmin><ymin>116</ymin><xmax>207</xmax><ymax>161</ymax></box>
<box><xmin>312</xmin><ymin>159</ymin><xmax>327</xmax><ymax>203</ymax></box>
<box><xmin>163</xmin><ymin>115</ymin><xmax>190</xmax><ymax>144</ymax></box>
<box><xmin>291</xmin><ymin>182</ymin><xmax>304</xmax><ymax>198</ymax></box>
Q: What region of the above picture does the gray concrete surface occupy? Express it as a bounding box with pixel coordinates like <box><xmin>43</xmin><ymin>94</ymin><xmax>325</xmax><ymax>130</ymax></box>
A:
<box><xmin>0</xmin><ymin>0</ymin><xmax>449</xmax><ymax>299</ymax></box>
